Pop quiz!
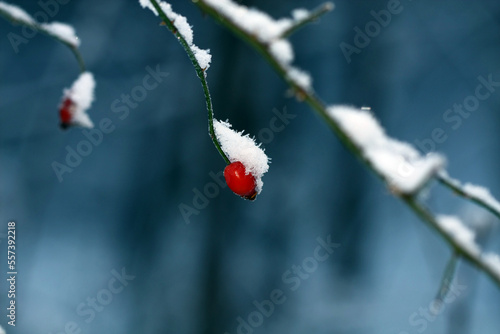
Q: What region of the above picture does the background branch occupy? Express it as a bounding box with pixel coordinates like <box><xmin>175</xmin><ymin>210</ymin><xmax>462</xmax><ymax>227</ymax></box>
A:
<box><xmin>0</xmin><ymin>2</ymin><xmax>86</xmax><ymax>72</ymax></box>
<box><xmin>281</xmin><ymin>2</ymin><xmax>334</xmax><ymax>38</ymax></box>
<box><xmin>193</xmin><ymin>0</ymin><xmax>500</xmax><ymax>288</ymax></box>
<box><xmin>438</xmin><ymin>171</ymin><xmax>500</xmax><ymax>220</ymax></box>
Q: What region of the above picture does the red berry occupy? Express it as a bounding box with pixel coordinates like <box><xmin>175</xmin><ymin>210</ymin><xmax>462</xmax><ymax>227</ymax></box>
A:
<box><xmin>59</xmin><ymin>98</ymin><xmax>74</xmax><ymax>129</ymax></box>
<box><xmin>224</xmin><ymin>161</ymin><xmax>257</xmax><ymax>200</ymax></box>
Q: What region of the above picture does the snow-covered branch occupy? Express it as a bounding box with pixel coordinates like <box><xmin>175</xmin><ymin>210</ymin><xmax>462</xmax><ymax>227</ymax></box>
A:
<box><xmin>0</xmin><ymin>1</ymin><xmax>85</xmax><ymax>71</ymax></box>
<box><xmin>139</xmin><ymin>0</ymin><xmax>226</xmax><ymax>159</ymax></box>
<box><xmin>405</xmin><ymin>200</ymin><xmax>500</xmax><ymax>285</ymax></box>
<box><xmin>438</xmin><ymin>171</ymin><xmax>500</xmax><ymax>220</ymax></box>
<box><xmin>328</xmin><ymin>106</ymin><xmax>445</xmax><ymax>194</ymax></box>
<box><xmin>194</xmin><ymin>0</ymin><xmax>318</xmax><ymax>93</ymax></box>
<box><xmin>281</xmin><ymin>2</ymin><xmax>334</xmax><ymax>38</ymax></box>
<box><xmin>192</xmin><ymin>0</ymin><xmax>500</xmax><ymax>288</ymax></box>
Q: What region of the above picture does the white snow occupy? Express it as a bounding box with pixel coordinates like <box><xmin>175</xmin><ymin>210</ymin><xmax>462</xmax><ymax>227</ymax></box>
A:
<box><xmin>139</xmin><ymin>0</ymin><xmax>211</xmax><ymax>70</ymax></box>
<box><xmin>483</xmin><ymin>253</ymin><xmax>500</xmax><ymax>281</ymax></box>
<box><xmin>438</xmin><ymin>171</ymin><xmax>500</xmax><ymax>216</ymax></box>
<box><xmin>438</xmin><ymin>170</ymin><xmax>461</xmax><ymax>188</ymax></box>
<box><xmin>328</xmin><ymin>105</ymin><xmax>445</xmax><ymax>194</ymax></box>
<box><xmin>139</xmin><ymin>1</ymin><xmax>193</xmax><ymax>44</ymax></box>
<box><xmin>436</xmin><ymin>211</ymin><xmax>500</xmax><ymax>282</ymax></box>
<box><xmin>287</xmin><ymin>67</ymin><xmax>312</xmax><ymax>91</ymax></box>
<box><xmin>192</xmin><ymin>45</ymin><xmax>212</xmax><ymax>70</ymax></box>
<box><xmin>63</xmin><ymin>72</ymin><xmax>95</xmax><ymax>128</ymax></box>
<box><xmin>41</xmin><ymin>22</ymin><xmax>80</xmax><ymax>48</ymax></box>
<box><xmin>0</xmin><ymin>3</ymin><xmax>80</xmax><ymax>48</ymax></box>
<box><xmin>138</xmin><ymin>0</ymin><xmax>156</xmax><ymax>12</ymax></box>
<box><xmin>204</xmin><ymin>0</ymin><xmax>293</xmax><ymax>42</ymax></box>
<box><xmin>269</xmin><ymin>39</ymin><xmax>294</xmax><ymax>66</ymax></box>
<box><xmin>213</xmin><ymin>120</ymin><xmax>269</xmax><ymax>193</ymax></box>
<box><xmin>291</xmin><ymin>8</ymin><xmax>310</xmax><ymax>21</ymax></box>
<box><xmin>462</xmin><ymin>183</ymin><xmax>500</xmax><ymax>213</ymax></box>
<box><xmin>159</xmin><ymin>2</ymin><xmax>193</xmax><ymax>45</ymax></box>
<box><xmin>0</xmin><ymin>1</ymin><xmax>35</xmax><ymax>25</ymax></box>
<box><xmin>436</xmin><ymin>215</ymin><xmax>480</xmax><ymax>256</ymax></box>
<box><xmin>200</xmin><ymin>0</ymin><xmax>313</xmax><ymax>90</ymax></box>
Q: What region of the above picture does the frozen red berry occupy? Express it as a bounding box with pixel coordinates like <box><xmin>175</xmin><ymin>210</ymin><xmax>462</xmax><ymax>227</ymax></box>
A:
<box><xmin>59</xmin><ymin>97</ymin><xmax>75</xmax><ymax>129</ymax></box>
<box><xmin>224</xmin><ymin>161</ymin><xmax>257</xmax><ymax>200</ymax></box>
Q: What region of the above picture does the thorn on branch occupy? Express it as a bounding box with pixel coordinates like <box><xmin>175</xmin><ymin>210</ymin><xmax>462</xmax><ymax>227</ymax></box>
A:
<box><xmin>294</xmin><ymin>89</ymin><xmax>306</xmax><ymax>102</ymax></box>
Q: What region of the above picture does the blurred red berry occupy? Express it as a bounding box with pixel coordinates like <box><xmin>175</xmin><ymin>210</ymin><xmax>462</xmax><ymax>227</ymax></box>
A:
<box><xmin>59</xmin><ymin>97</ymin><xmax>74</xmax><ymax>129</ymax></box>
<box><xmin>224</xmin><ymin>161</ymin><xmax>257</xmax><ymax>200</ymax></box>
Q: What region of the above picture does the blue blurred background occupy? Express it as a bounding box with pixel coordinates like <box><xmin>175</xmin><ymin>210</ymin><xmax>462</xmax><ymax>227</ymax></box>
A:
<box><xmin>1</xmin><ymin>0</ymin><xmax>500</xmax><ymax>333</ymax></box>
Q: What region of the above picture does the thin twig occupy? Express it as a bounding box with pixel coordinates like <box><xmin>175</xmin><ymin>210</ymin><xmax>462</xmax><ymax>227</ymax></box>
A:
<box><xmin>437</xmin><ymin>172</ymin><xmax>500</xmax><ymax>220</ymax></box>
<box><xmin>403</xmin><ymin>196</ymin><xmax>499</xmax><ymax>287</ymax></box>
<box><xmin>0</xmin><ymin>5</ymin><xmax>86</xmax><ymax>72</ymax></box>
<box><xmin>149</xmin><ymin>0</ymin><xmax>230</xmax><ymax>164</ymax></box>
<box><xmin>435</xmin><ymin>250</ymin><xmax>460</xmax><ymax>304</ymax></box>
<box><xmin>282</xmin><ymin>2</ymin><xmax>334</xmax><ymax>38</ymax></box>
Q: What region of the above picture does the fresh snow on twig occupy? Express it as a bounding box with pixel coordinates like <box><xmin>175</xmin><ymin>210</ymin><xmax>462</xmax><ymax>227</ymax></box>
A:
<box><xmin>139</xmin><ymin>0</ymin><xmax>212</xmax><ymax>70</ymax></box>
<box><xmin>204</xmin><ymin>0</ymin><xmax>293</xmax><ymax>42</ymax></box>
<box><xmin>0</xmin><ymin>1</ymin><xmax>35</xmax><ymax>25</ymax></box>
<box><xmin>62</xmin><ymin>72</ymin><xmax>95</xmax><ymax>128</ymax></box>
<box><xmin>463</xmin><ymin>184</ymin><xmax>500</xmax><ymax>213</ymax></box>
<box><xmin>214</xmin><ymin>120</ymin><xmax>269</xmax><ymax>193</ymax></box>
<box><xmin>435</xmin><ymin>215</ymin><xmax>500</xmax><ymax>282</ymax></box>
<box><xmin>191</xmin><ymin>45</ymin><xmax>211</xmax><ymax>70</ymax></box>
<box><xmin>0</xmin><ymin>2</ymin><xmax>80</xmax><ymax>48</ymax></box>
<box><xmin>291</xmin><ymin>8</ymin><xmax>310</xmax><ymax>21</ymax></box>
<box><xmin>327</xmin><ymin>106</ymin><xmax>445</xmax><ymax>194</ymax></box>
<box><xmin>287</xmin><ymin>67</ymin><xmax>312</xmax><ymax>91</ymax></box>
<box><xmin>202</xmin><ymin>0</ymin><xmax>313</xmax><ymax>90</ymax></box>
<box><xmin>269</xmin><ymin>39</ymin><xmax>294</xmax><ymax>65</ymax></box>
<box><xmin>436</xmin><ymin>215</ymin><xmax>481</xmax><ymax>256</ymax></box>
<box><xmin>41</xmin><ymin>22</ymin><xmax>80</xmax><ymax>48</ymax></box>
<box><xmin>438</xmin><ymin>171</ymin><xmax>500</xmax><ymax>217</ymax></box>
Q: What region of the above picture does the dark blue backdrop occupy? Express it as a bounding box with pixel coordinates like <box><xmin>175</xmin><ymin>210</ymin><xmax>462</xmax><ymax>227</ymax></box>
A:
<box><xmin>1</xmin><ymin>0</ymin><xmax>499</xmax><ymax>333</ymax></box>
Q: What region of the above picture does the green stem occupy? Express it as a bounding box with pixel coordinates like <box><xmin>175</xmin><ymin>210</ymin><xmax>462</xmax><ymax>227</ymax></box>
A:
<box><xmin>60</xmin><ymin>44</ymin><xmax>85</xmax><ymax>73</ymax></box>
<box><xmin>437</xmin><ymin>173</ymin><xmax>500</xmax><ymax>220</ymax></box>
<box><xmin>0</xmin><ymin>6</ymin><xmax>86</xmax><ymax>73</ymax></box>
<box><xmin>148</xmin><ymin>0</ymin><xmax>230</xmax><ymax>164</ymax></box>
<box><xmin>435</xmin><ymin>251</ymin><xmax>460</xmax><ymax>303</ymax></box>
<box><xmin>402</xmin><ymin>196</ymin><xmax>499</xmax><ymax>288</ymax></box>
<box><xmin>193</xmin><ymin>0</ymin><xmax>500</xmax><ymax>289</ymax></box>
<box><xmin>281</xmin><ymin>2</ymin><xmax>334</xmax><ymax>38</ymax></box>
